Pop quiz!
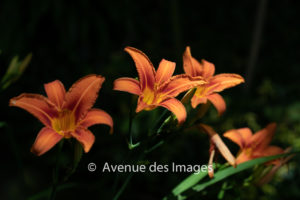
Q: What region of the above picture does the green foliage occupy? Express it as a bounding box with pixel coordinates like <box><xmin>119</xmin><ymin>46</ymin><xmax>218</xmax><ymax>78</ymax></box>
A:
<box><xmin>0</xmin><ymin>53</ymin><xmax>32</xmax><ymax>90</ymax></box>
<box><xmin>166</xmin><ymin>152</ymin><xmax>296</xmax><ymax>199</ymax></box>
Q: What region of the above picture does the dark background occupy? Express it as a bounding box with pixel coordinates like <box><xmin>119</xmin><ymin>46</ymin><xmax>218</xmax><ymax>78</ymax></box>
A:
<box><xmin>1</xmin><ymin>0</ymin><xmax>300</xmax><ymax>199</ymax></box>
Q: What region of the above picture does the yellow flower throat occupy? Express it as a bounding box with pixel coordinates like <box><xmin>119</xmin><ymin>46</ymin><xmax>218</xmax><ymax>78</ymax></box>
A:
<box><xmin>52</xmin><ymin>109</ymin><xmax>76</xmax><ymax>138</ymax></box>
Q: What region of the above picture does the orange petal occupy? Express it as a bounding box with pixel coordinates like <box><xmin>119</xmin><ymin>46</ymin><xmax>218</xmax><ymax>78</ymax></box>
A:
<box><xmin>183</xmin><ymin>47</ymin><xmax>215</xmax><ymax>78</ymax></box>
<box><xmin>63</xmin><ymin>75</ymin><xmax>105</xmax><ymax>122</ymax></box>
<box><xmin>190</xmin><ymin>90</ymin><xmax>208</xmax><ymax>108</ymax></box>
<box><xmin>201</xmin><ymin>59</ymin><xmax>215</xmax><ymax>79</ymax></box>
<box><xmin>251</xmin><ymin>123</ymin><xmax>277</xmax><ymax>150</ymax></box>
<box><xmin>9</xmin><ymin>93</ymin><xmax>57</xmax><ymax>126</ymax></box>
<box><xmin>207</xmin><ymin>93</ymin><xmax>226</xmax><ymax>116</ymax></box>
<box><xmin>113</xmin><ymin>77</ymin><xmax>141</xmax><ymax>95</ymax></box>
<box><xmin>44</xmin><ymin>80</ymin><xmax>66</xmax><ymax>108</ymax></box>
<box><xmin>124</xmin><ymin>47</ymin><xmax>156</xmax><ymax>91</ymax></box>
<box><xmin>159</xmin><ymin>98</ymin><xmax>186</xmax><ymax>124</ymax></box>
<box><xmin>209</xmin><ymin>73</ymin><xmax>245</xmax><ymax>93</ymax></box>
<box><xmin>236</xmin><ymin>150</ymin><xmax>252</xmax><ymax>164</ymax></box>
<box><xmin>158</xmin><ymin>75</ymin><xmax>206</xmax><ymax>98</ymax></box>
<box><xmin>255</xmin><ymin>146</ymin><xmax>286</xmax><ymax>166</ymax></box>
<box><xmin>155</xmin><ymin>59</ymin><xmax>175</xmax><ymax>85</ymax></box>
<box><xmin>31</xmin><ymin>127</ymin><xmax>63</xmax><ymax>156</ymax></box>
<box><xmin>71</xmin><ymin>127</ymin><xmax>95</xmax><ymax>153</ymax></box>
<box><xmin>183</xmin><ymin>46</ymin><xmax>202</xmax><ymax>77</ymax></box>
<box><xmin>79</xmin><ymin>109</ymin><xmax>113</xmax><ymax>134</ymax></box>
<box><xmin>254</xmin><ymin>145</ymin><xmax>284</xmax><ymax>159</ymax></box>
<box><xmin>223</xmin><ymin>128</ymin><xmax>253</xmax><ymax>149</ymax></box>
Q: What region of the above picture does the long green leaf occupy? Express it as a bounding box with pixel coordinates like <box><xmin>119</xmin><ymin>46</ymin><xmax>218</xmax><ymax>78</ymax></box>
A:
<box><xmin>193</xmin><ymin>152</ymin><xmax>295</xmax><ymax>192</ymax></box>
<box><xmin>167</xmin><ymin>152</ymin><xmax>296</xmax><ymax>199</ymax></box>
<box><xmin>172</xmin><ymin>165</ymin><xmax>214</xmax><ymax>196</ymax></box>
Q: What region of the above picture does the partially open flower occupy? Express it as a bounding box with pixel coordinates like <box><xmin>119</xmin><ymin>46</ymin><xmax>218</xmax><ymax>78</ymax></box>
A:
<box><xmin>10</xmin><ymin>75</ymin><xmax>113</xmax><ymax>156</ymax></box>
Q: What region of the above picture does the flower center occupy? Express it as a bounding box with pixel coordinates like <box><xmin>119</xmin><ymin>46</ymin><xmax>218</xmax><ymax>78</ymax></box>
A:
<box><xmin>194</xmin><ymin>85</ymin><xmax>208</xmax><ymax>97</ymax></box>
<box><xmin>142</xmin><ymin>88</ymin><xmax>155</xmax><ymax>105</ymax></box>
<box><xmin>244</xmin><ymin>147</ymin><xmax>253</xmax><ymax>156</ymax></box>
<box><xmin>52</xmin><ymin>109</ymin><xmax>76</xmax><ymax>138</ymax></box>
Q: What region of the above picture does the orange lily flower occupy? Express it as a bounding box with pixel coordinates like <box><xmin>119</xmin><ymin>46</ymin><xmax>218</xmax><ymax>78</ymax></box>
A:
<box><xmin>183</xmin><ymin>46</ymin><xmax>244</xmax><ymax>115</ymax></box>
<box><xmin>9</xmin><ymin>75</ymin><xmax>113</xmax><ymax>156</ymax></box>
<box><xmin>114</xmin><ymin>47</ymin><xmax>206</xmax><ymax>124</ymax></box>
<box><xmin>223</xmin><ymin>123</ymin><xmax>284</xmax><ymax>165</ymax></box>
<box><xmin>197</xmin><ymin>123</ymin><xmax>236</xmax><ymax>178</ymax></box>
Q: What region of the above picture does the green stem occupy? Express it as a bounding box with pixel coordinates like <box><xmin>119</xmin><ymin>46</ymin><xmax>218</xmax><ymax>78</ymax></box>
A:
<box><xmin>128</xmin><ymin>106</ymin><xmax>134</xmax><ymax>147</ymax></box>
<box><xmin>149</xmin><ymin>109</ymin><xmax>169</xmax><ymax>135</ymax></box>
<box><xmin>113</xmin><ymin>105</ymin><xmax>192</xmax><ymax>199</ymax></box>
<box><xmin>63</xmin><ymin>141</ymin><xmax>83</xmax><ymax>182</ymax></box>
<box><xmin>112</xmin><ymin>172</ymin><xmax>134</xmax><ymax>200</ymax></box>
<box><xmin>49</xmin><ymin>139</ymin><xmax>64</xmax><ymax>200</ymax></box>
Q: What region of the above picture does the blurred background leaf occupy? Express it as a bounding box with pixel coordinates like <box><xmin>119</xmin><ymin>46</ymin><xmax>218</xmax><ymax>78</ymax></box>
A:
<box><xmin>1</xmin><ymin>53</ymin><xmax>32</xmax><ymax>90</ymax></box>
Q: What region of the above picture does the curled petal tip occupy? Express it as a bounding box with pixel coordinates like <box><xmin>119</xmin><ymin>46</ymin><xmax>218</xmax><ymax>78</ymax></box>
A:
<box><xmin>207</xmin><ymin>93</ymin><xmax>226</xmax><ymax>116</ymax></box>
<box><xmin>159</xmin><ymin>98</ymin><xmax>187</xmax><ymax>125</ymax></box>
<box><xmin>31</xmin><ymin>127</ymin><xmax>63</xmax><ymax>156</ymax></box>
<box><xmin>79</xmin><ymin>108</ymin><xmax>114</xmax><ymax>134</ymax></box>
<box><xmin>9</xmin><ymin>99</ymin><xmax>16</xmax><ymax>106</ymax></box>
<box><xmin>113</xmin><ymin>77</ymin><xmax>141</xmax><ymax>95</ymax></box>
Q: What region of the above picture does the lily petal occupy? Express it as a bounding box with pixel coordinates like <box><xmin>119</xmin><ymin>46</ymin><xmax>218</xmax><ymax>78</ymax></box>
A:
<box><xmin>63</xmin><ymin>75</ymin><xmax>105</xmax><ymax>122</ymax></box>
<box><xmin>31</xmin><ymin>127</ymin><xmax>63</xmax><ymax>156</ymax></box>
<box><xmin>236</xmin><ymin>150</ymin><xmax>252</xmax><ymax>164</ymax></box>
<box><xmin>44</xmin><ymin>80</ymin><xmax>66</xmax><ymax>108</ymax></box>
<box><xmin>158</xmin><ymin>75</ymin><xmax>206</xmax><ymax>98</ymax></box>
<box><xmin>255</xmin><ymin>145</ymin><xmax>284</xmax><ymax>158</ymax></box>
<box><xmin>9</xmin><ymin>93</ymin><xmax>57</xmax><ymax>126</ymax></box>
<box><xmin>159</xmin><ymin>98</ymin><xmax>186</xmax><ymax>124</ymax></box>
<box><xmin>79</xmin><ymin>109</ymin><xmax>113</xmax><ymax>134</ymax></box>
<box><xmin>251</xmin><ymin>123</ymin><xmax>277</xmax><ymax>150</ymax></box>
<box><xmin>201</xmin><ymin>59</ymin><xmax>215</xmax><ymax>78</ymax></box>
<box><xmin>223</xmin><ymin>128</ymin><xmax>253</xmax><ymax>149</ymax></box>
<box><xmin>209</xmin><ymin>73</ymin><xmax>245</xmax><ymax>93</ymax></box>
<box><xmin>190</xmin><ymin>92</ymin><xmax>208</xmax><ymax>108</ymax></box>
<box><xmin>155</xmin><ymin>59</ymin><xmax>175</xmax><ymax>85</ymax></box>
<box><xmin>113</xmin><ymin>77</ymin><xmax>141</xmax><ymax>95</ymax></box>
<box><xmin>207</xmin><ymin>93</ymin><xmax>226</xmax><ymax>116</ymax></box>
<box><xmin>124</xmin><ymin>47</ymin><xmax>156</xmax><ymax>91</ymax></box>
<box><xmin>183</xmin><ymin>46</ymin><xmax>202</xmax><ymax>77</ymax></box>
<box><xmin>183</xmin><ymin>47</ymin><xmax>215</xmax><ymax>78</ymax></box>
<box><xmin>71</xmin><ymin>127</ymin><xmax>95</xmax><ymax>153</ymax></box>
